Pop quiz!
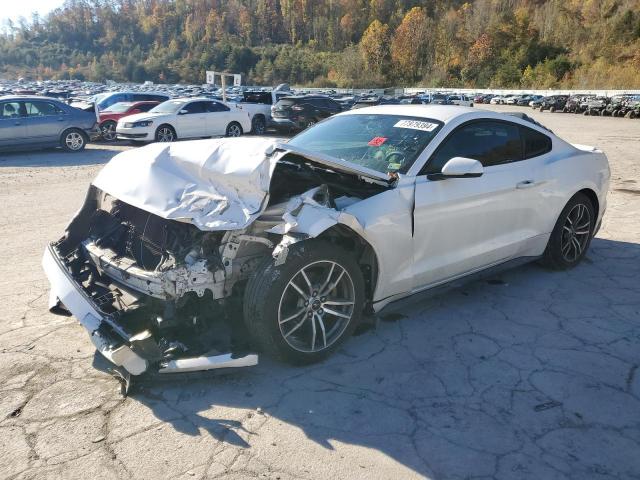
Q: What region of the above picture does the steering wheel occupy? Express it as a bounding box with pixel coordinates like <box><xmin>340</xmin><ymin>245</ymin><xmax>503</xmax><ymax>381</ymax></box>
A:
<box><xmin>383</xmin><ymin>151</ymin><xmax>406</xmax><ymax>170</ymax></box>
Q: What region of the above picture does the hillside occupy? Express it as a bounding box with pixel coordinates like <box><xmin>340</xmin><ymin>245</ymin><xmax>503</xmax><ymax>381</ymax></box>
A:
<box><xmin>1</xmin><ymin>0</ymin><xmax>639</xmax><ymax>88</ymax></box>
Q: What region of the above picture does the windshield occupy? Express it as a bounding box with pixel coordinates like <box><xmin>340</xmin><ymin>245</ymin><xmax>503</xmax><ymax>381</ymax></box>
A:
<box><xmin>287</xmin><ymin>114</ymin><xmax>443</xmax><ymax>174</ymax></box>
<box><xmin>149</xmin><ymin>100</ymin><xmax>185</xmax><ymax>114</ymax></box>
<box><xmin>103</xmin><ymin>102</ymin><xmax>133</xmax><ymax>113</ymax></box>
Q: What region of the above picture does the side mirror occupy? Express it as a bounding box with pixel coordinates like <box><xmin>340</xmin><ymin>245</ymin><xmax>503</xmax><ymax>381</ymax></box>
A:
<box><xmin>428</xmin><ymin>157</ymin><xmax>483</xmax><ymax>180</ymax></box>
<box><xmin>178</xmin><ymin>109</ymin><xmax>189</xmax><ymax>115</ymax></box>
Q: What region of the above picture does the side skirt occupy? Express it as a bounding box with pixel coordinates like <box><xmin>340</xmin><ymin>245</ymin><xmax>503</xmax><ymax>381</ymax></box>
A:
<box><xmin>374</xmin><ymin>255</ymin><xmax>541</xmax><ymax>315</ymax></box>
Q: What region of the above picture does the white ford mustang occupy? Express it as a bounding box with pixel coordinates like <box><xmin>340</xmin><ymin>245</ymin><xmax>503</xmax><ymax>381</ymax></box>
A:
<box><xmin>43</xmin><ymin>105</ymin><xmax>610</xmax><ymax>378</ymax></box>
<box><xmin>115</xmin><ymin>97</ymin><xmax>252</xmax><ymax>143</ymax></box>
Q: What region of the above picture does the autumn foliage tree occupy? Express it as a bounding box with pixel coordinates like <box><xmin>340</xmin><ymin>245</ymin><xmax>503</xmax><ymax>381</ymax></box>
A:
<box><xmin>391</xmin><ymin>7</ymin><xmax>431</xmax><ymax>83</ymax></box>
<box><xmin>1</xmin><ymin>0</ymin><xmax>639</xmax><ymax>88</ymax></box>
<box><xmin>359</xmin><ymin>20</ymin><xmax>390</xmax><ymax>77</ymax></box>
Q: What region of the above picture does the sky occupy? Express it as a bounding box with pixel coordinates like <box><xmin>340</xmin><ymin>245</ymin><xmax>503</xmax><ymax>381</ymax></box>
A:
<box><xmin>0</xmin><ymin>0</ymin><xmax>65</xmax><ymax>25</ymax></box>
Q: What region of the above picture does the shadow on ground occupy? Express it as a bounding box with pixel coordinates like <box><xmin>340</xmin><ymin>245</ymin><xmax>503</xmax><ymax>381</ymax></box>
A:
<box><xmin>0</xmin><ymin>143</ymin><xmax>130</xmax><ymax>167</ymax></box>
<box><xmin>117</xmin><ymin>237</ymin><xmax>640</xmax><ymax>479</ymax></box>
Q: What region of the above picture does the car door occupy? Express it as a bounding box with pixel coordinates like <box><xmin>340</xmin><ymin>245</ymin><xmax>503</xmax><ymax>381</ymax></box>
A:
<box><xmin>0</xmin><ymin>101</ymin><xmax>27</xmax><ymax>147</ymax></box>
<box><xmin>174</xmin><ymin>101</ymin><xmax>207</xmax><ymax>138</ymax></box>
<box><xmin>23</xmin><ymin>100</ymin><xmax>68</xmax><ymax>144</ymax></box>
<box><xmin>412</xmin><ymin>120</ymin><xmax>544</xmax><ymax>290</ymax></box>
<box><xmin>205</xmin><ymin>101</ymin><xmax>231</xmax><ymax>136</ymax></box>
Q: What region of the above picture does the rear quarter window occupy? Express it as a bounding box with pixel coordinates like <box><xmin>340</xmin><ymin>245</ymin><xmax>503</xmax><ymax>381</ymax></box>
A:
<box><xmin>521</xmin><ymin>126</ymin><xmax>552</xmax><ymax>159</ymax></box>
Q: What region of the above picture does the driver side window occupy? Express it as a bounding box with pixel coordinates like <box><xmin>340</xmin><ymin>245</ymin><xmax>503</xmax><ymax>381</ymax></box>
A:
<box><xmin>424</xmin><ymin>121</ymin><xmax>522</xmax><ymax>174</ymax></box>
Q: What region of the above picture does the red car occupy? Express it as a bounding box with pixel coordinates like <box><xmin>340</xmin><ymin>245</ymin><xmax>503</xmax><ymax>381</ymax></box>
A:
<box><xmin>98</xmin><ymin>101</ymin><xmax>160</xmax><ymax>141</ymax></box>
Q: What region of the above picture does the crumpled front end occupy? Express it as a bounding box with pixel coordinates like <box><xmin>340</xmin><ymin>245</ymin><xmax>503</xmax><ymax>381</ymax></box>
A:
<box><xmin>44</xmin><ymin>138</ymin><xmax>391</xmax><ymax>376</ymax></box>
<box><xmin>43</xmin><ymin>186</ymin><xmax>263</xmax><ymax>376</ymax></box>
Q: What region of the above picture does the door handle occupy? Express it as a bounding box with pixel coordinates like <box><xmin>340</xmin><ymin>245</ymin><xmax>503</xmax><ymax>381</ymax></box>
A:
<box><xmin>516</xmin><ymin>180</ymin><xmax>541</xmax><ymax>189</ymax></box>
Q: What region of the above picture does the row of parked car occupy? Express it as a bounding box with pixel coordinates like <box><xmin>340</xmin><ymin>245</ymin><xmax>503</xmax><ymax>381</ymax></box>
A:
<box><xmin>2</xmin><ymin>79</ymin><xmax>639</xmax><ymax>152</ymax></box>
<box><xmin>476</xmin><ymin>92</ymin><xmax>640</xmax><ymax>118</ymax></box>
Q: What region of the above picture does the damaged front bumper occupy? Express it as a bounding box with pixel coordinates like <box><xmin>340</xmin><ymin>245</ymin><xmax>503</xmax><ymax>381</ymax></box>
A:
<box><xmin>42</xmin><ymin>244</ymin><xmax>258</xmax><ymax>376</ymax></box>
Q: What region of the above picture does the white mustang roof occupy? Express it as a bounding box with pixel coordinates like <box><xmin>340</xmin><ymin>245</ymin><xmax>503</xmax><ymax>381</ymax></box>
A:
<box><xmin>341</xmin><ymin>104</ymin><xmax>478</xmax><ymax>123</ymax></box>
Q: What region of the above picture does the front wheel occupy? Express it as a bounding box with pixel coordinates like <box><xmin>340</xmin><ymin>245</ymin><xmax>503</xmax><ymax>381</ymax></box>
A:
<box><xmin>244</xmin><ymin>240</ymin><xmax>365</xmax><ymax>364</ymax></box>
<box><xmin>540</xmin><ymin>193</ymin><xmax>595</xmax><ymax>270</ymax></box>
<box><xmin>225</xmin><ymin>122</ymin><xmax>243</xmax><ymax>137</ymax></box>
<box><xmin>155</xmin><ymin>125</ymin><xmax>176</xmax><ymax>142</ymax></box>
<box><xmin>61</xmin><ymin>128</ymin><xmax>87</xmax><ymax>152</ymax></box>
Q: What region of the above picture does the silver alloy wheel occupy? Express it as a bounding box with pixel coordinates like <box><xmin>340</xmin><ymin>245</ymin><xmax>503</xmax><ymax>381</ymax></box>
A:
<box><xmin>100</xmin><ymin>122</ymin><xmax>116</xmax><ymax>141</ymax></box>
<box><xmin>65</xmin><ymin>131</ymin><xmax>85</xmax><ymax>151</ymax></box>
<box><xmin>157</xmin><ymin>127</ymin><xmax>175</xmax><ymax>142</ymax></box>
<box><xmin>278</xmin><ymin>260</ymin><xmax>355</xmax><ymax>353</ymax></box>
<box><xmin>560</xmin><ymin>203</ymin><xmax>591</xmax><ymax>262</ymax></box>
<box><xmin>227</xmin><ymin>124</ymin><xmax>242</xmax><ymax>137</ymax></box>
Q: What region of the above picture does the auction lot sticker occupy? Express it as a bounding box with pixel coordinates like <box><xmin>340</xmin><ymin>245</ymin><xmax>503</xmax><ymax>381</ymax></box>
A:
<box><xmin>394</xmin><ymin>120</ymin><xmax>438</xmax><ymax>132</ymax></box>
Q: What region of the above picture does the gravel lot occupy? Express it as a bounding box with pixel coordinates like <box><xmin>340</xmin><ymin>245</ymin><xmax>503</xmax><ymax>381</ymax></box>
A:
<box><xmin>1</xmin><ymin>105</ymin><xmax>639</xmax><ymax>480</ymax></box>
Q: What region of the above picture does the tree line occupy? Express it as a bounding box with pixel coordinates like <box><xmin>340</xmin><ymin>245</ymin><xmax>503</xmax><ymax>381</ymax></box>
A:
<box><xmin>1</xmin><ymin>0</ymin><xmax>639</xmax><ymax>88</ymax></box>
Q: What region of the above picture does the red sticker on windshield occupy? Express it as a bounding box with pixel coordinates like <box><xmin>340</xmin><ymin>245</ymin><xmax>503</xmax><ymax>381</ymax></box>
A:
<box><xmin>368</xmin><ymin>137</ymin><xmax>387</xmax><ymax>146</ymax></box>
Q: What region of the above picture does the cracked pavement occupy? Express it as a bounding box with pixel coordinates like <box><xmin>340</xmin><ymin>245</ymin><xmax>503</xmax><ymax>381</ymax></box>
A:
<box><xmin>1</xmin><ymin>106</ymin><xmax>639</xmax><ymax>479</ymax></box>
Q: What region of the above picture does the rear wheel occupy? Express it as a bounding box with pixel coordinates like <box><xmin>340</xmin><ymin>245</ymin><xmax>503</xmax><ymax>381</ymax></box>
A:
<box><xmin>226</xmin><ymin>122</ymin><xmax>243</xmax><ymax>137</ymax></box>
<box><xmin>99</xmin><ymin>121</ymin><xmax>117</xmax><ymax>141</ymax></box>
<box><xmin>244</xmin><ymin>240</ymin><xmax>364</xmax><ymax>364</ymax></box>
<box><xmin>549</xmin><ymin>106</ymin><xmax>556</xmax><ymax>113</ymax></box>
<box><xmin>251</xmin><ymin>116</ymin><xmax>266</xmax><ymax>135</ymax></box>
<box><xmin>540</xmin><ymin>193</ymin><xmax>595</xmax><ymax>270</ymax></box>
<box><xmin>61</xmin><ymin>128</ymin><xmax>87</xmax><ymax>152</ymax></box>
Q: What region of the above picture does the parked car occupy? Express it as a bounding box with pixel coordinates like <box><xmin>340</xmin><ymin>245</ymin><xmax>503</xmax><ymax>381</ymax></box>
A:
<box><xmin>271</xmin><ymin>95</ymin><xmax>342</xmax><ymax>131</ymax></box>
<box><xmin>516</xmin><ymin>95</ymin><xmax>536</xmax><ymax>106</ymax></box>
<box><xmin>475</xmin><ymin>94</ymin><xmax>495</xmax><ymax>104</ymax></box>
<box><xmin>430</xmin><ymin>93</ymin><xmax>452</xmax><ymax>105</ymax></box>
<box><xmin>237</xmin><ymin>84</ymin><xmax>292</xmax><ymax>134</ymax></box>
<box><xmin>43</xmin><ymin>105</ymin><xmax>609</xmax><ymax>378</ymax></box>
<box><xmin>0</xmin><ymin>95</ymin><xmax>97</xmax><ymax>152</ymax></box>
<box><xmin>529</xmin><ymin>96</ymin><xmax>545</xmax><ymax>108</ymax></box>
<box><xmin>115</xmin><ymin>97</ymin><xmax>252</xmax><ymax>142</ymax></box>
<box><xmin>448</xmin><ymin>94</ymin><xmax>474</xmax><ymax>107</ymax></box>
<box><xmin>539</xmin><ymin>95</ymin><xmax>568</xmax><ymax>112</ymax></box>
<box><xmin>583</xmin><ymin>96</ymin><xmax>609</xmax><ymax>116</ymax></box>
<box><xmin>97</xmin><ymin>101</ymin><xmax>160</xmax><ymax>141</ymax></box>
<box><xmin>490</xmin><ymin>96</ymin><xmax>505</xmax><ymax>104</ymax></box>
<box><xmin>72</xmin><ymin>91</ymin><xmax>170</xmax><ymax>114</ymax></box>
<box><xmin>563</xmin><ymin>95</ymin><xmax>588</xmax><ymax>113</ymax></box>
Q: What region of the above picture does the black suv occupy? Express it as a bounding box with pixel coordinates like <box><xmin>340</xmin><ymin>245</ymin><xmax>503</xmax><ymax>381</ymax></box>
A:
<box><xmin>271</xmin><ymin>95</ymin><xmax>341</xmax><ymax>131</ymax></box>
<box><xmin>539</xmin><ymin>95</ymin><xmax>568</xmax><ymax>112</ymax></box>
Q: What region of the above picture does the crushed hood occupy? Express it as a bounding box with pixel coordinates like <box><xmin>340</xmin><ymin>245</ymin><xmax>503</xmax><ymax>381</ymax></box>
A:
<box><xmin>92</xmin><ymin>138</ymin><xmax>284</xmax><ymax>231</ymax></box>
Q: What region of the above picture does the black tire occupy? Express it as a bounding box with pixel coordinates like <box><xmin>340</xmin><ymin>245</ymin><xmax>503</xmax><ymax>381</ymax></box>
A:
<box><xmin>225</xmin><ymin>122</ymin><xmax>243</xmax><ymax>137</ymax></box>
<box><xmin>99</xmin><ymin>120</ymin><xmax>117</xmax><ymax>141</ymax></box>
<box><xmin>540</xmin><ymin>193</ymin><xmax>595</xmax><ymax>270</ymax></box>
<box><xmin>549</xmin><ymin>106</ymin><xmax>556</xmax><ymax>113</ymax></box>
<box><xmin>251</xmin><ymin>116</ymin><xmax>266</xmax><ymax>135</ymax></box>
<box><xmin>155</xmin><ymin>124</ymin><xmax>176</xmax><ymax>142</ymax></box>
<box><xmin>60</xmin><ymin>128</ymin><xmax>87</xmax><ymax>152</ymax></box>
<box><xmin>584</xmin><ymin>109</ymin><xmax>590</xmax><ymax>115</ymax></box>
<box><xmin>244</xmin><ymin>240</ymin><xmax>365</xmax><ymax>365</ymax></box>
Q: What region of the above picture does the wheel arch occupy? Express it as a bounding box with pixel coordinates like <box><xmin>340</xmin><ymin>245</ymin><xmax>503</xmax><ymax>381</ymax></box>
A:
<box><xmin>576</xmin><ymin>187</ymin><xmax>599</xmax><ymax>220</ymax></box>
<box><xmin>315</xmin><ymin>224</ymin><xmax>380</xmax><ymax>311</ymax></box>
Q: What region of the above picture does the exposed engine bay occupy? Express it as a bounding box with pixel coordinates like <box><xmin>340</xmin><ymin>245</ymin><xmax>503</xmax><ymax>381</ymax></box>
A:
<box><xmin>48</xmin><ymin>143</ymin><xmax>390</xmax><ymax>376</ymax></box>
